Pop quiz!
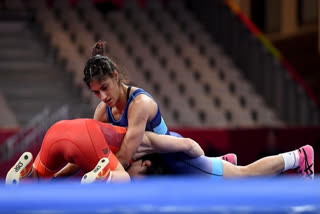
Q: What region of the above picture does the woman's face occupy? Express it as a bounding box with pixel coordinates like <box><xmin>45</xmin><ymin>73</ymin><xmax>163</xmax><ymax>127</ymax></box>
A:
<box><xmin>89</xmin><ymin>73</ymin><xmax>120</xmax><ymax>107</ymax></box>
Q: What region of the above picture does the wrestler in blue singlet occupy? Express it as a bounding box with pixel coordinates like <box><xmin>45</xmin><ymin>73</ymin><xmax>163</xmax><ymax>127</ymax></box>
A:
<box><xmin>107</xmin><ymin>87</ymin><xmax>223</xmax><ymax>177</ymax></box>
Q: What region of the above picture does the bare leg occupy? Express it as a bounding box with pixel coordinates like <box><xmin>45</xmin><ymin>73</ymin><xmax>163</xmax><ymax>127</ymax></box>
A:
<box><xmin>223</xmin><ymin>155</ymin><xmax>284</xmax><ymax>177</ymax></box>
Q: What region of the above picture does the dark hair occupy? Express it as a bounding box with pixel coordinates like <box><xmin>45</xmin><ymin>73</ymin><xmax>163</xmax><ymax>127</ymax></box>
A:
<box><xmin>83</xmin><ymin>41</ymin><xmax>127</xmax><ymax>87</ymax></box>
<box><xmin>141</xmin><ymin>154</ymin><xmax>172</xmax><ymax>175</ymax></box>
<box><xmin>92</xmin><ymin>40</ymin><xmax>107</xmax><ymax>56</ymax></box>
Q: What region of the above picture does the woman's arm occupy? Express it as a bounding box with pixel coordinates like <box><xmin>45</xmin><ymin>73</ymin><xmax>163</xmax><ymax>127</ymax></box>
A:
<box><xmin>133</xmin><ymin>132</ymin><xmax>205</xmax><ymax>160</ymax></box>
<box><xmin>93</xmin><ymin>101</ymin><xmax>108</xmax><ymax>122</ymax></box>
<box><xmin>115</xmin><ymin>96</ymin><xmax>157</xmax><ymax>169</ymax></box>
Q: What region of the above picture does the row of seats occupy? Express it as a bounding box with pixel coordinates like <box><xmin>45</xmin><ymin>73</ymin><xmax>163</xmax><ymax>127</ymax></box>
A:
<box><xmin>29</xmin><ymin>0</ymin><xmax>93</xmax><ymax>103</ymax></box>
<box><xmin>0</xmin><ymin>4</ymin><xmax>80</xmax><ymax>126</ymax></box>
<box><xmin>162</xmin><ymin>0</ymin><xmax>279</xmax><ymax>124</ymax></box>
<box><xmin>26</xmin><ymin>0</ymin><xmax>282</xmax><ymax>127</ymax></box>
<box><xmin>122</xmin><ymin>0</ymin><xmax>282</xmax><ymax>126</ymax></box>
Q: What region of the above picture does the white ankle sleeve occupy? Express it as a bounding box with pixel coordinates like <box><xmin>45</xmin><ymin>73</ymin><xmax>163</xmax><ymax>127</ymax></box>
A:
<box><xmin>280</xmin><ymin>150</ymin><xmax>299</xmax><ymax>172</ymax></box>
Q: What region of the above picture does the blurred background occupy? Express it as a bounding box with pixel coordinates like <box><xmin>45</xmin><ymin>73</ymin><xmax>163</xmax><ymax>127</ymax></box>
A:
<box><xmin>0</xmin><ymin>0</ymin><xmax>319</xmax><ymax>177</ymax></box>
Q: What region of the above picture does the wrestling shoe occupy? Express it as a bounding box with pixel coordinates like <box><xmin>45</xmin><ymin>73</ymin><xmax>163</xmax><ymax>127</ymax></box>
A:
<box><xmin>220</xmin><ymin>153</ymin><xmax>237</xmax><ymax>165</ymax></box>
<box><xmin>81</xmin><ymin>158</ymin><xmax>112</xmax><ymax>184</ymax></box>
<box><xmin>6</xmin><ymin>152</ymin><xmax>33</xmax><ymax>184</ymax></box>
<box><xmin>296</xmin><ymin>145</ymin><xmax>314</xmax><ymax>179</ymax></box>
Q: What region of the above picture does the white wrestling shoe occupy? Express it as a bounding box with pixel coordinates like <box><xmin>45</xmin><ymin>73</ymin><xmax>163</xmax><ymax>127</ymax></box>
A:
<box><xmin>6</xmin><ymin>152</ymin><xmax>33</xmax><ymax>184</ymax></box>
<box><xmin>81</xmin><ymin>158</ymin><xmax>112</xmax><ymax>184</ymax></box>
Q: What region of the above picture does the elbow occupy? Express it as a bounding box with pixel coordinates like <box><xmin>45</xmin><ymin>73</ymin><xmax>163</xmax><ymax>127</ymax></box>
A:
<box><xmin>142</xmin><ymin>134</ymin><xmax>150</xmax><ymax>145</ymax></box>
<box><xmin>185</xmin><ymin>138</ymin><xmax>204</xmax><ymax>157</ymax></box>
<box><xmin>184</xmin><ymin>138</ymin><xmax>194</xmax><ymax>151</ymax></box>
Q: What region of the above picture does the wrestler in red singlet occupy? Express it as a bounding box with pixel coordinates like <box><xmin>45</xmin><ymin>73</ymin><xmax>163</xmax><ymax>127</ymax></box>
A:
<box><xmin>33</xmin><ymin>119</ymin><xmax>127</xmax><ymax>177</ymax></box>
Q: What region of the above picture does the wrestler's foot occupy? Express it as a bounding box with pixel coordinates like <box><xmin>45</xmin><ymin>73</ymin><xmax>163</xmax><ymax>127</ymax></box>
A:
<box><xmin>6</xmin><ymin>152</ymin><xmax>33</xmax><ymax>184</ymax></box>
<box><xmin>81</xmin><ymin>158</ymin><xmax>112</xmax><ymax>184</ymax></box>
<box><xmin>296</xmin><ymin>145</ymin><xmax>314</xmax><ymax>179</ymax></box>
<box><xmin>220</xmin><ymin>153</ymin><xmax>237</xmax><ymax>165</ymax></box>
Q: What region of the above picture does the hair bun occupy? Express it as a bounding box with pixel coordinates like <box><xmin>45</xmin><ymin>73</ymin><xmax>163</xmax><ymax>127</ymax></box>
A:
<box><xmin>92</xmin><ymin>40</ymin><xmax>106</xmax><ymax>56</ymax></box>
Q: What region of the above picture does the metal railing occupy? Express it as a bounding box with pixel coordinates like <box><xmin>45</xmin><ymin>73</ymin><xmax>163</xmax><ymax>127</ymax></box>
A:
<box><xmin>0</xmin><ymin>104</ymin><xmax>94</xmax><ymax>161</ymax></box>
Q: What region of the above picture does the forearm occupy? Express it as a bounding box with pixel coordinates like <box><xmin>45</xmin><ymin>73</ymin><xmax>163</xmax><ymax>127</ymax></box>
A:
<box><xmin>116</xmin><ymin>123</ymin><xmax>146</xmax><ymax>169</ymax></box>
<box><xmin>144</xmin><ymin>132</ymin><xmax>204</xmax><ymax>157</ymax></box>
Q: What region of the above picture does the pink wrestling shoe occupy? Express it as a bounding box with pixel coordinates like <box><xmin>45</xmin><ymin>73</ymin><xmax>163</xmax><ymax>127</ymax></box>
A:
<box><xmin>296</xmin><ymin>145</ymin><xmax>314</xmax><ymax>179</ymax></box>
<box><xmin>81</xmin><ymin>158</ymin><xmax>112</xmax><ymax>184</ymax></box>
<box><xmin>220</xmin><ymin>153</ymin><xmax>237</xmax><ymax>165</ymax></box>
<box><xmin>6</xmin><ymin>152</ymin><xmax>33</xmax><ymax>184</ymax></box>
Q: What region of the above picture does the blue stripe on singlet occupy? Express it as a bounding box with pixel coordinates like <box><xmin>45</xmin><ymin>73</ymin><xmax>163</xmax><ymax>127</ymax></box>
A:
<box><xmin>211</xmin><ymin>158</ymin><xmax>223</xmax><ymax>176</ymax></box>
<box><xmin>152</xmin><ymin>117</ymin><xmax>168</xmax><ymax>135</ymax></box>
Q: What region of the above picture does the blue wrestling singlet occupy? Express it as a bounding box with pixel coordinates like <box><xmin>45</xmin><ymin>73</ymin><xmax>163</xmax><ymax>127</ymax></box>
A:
<box><xmin>107</xmin><ymin>87</ymin><xmax>223</xmax><ymax>177</ymax></box>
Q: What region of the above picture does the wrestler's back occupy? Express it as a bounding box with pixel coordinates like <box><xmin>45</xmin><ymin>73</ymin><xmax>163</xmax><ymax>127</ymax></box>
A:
<box><xmin>35</xmin><ymin>119</ymin><xmax>126</xmax><ymax>176</ymax></box>
<box><xmin>45</xmin><ymin>119</ymin><xmax>126</xmax><ymax>153</ymax></box>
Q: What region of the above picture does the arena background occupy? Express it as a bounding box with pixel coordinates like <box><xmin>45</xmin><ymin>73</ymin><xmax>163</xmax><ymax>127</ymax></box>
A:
<box><xmin>0</xmin><ymin>0</ymin><xmax>319</xmax><ymax>213</ymax></box>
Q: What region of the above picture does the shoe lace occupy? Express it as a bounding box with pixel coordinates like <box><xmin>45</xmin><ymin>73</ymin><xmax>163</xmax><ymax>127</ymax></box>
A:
<box><xmin>295</xmin><ymin>148</ymin><xmax>313</xmax><ymax>179</ymax></box>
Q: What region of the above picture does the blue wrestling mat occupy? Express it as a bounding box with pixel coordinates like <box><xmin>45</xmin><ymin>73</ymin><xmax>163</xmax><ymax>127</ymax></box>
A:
<box><xmin>0</xmin><ymin>176</ymin><xmax>319</xmax><ymax>214</ymax></box>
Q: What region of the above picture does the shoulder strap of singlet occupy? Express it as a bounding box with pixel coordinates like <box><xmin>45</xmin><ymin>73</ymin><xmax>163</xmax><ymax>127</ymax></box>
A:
<box><xmin>128</xmin><ymin>88</ymin><xmax>154</xmax><ymax>102</ymax></box>
<box><xmin>126</xmin><ymin>86</ymin><xmax>132</xmax><ymax>101</ymax></box>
